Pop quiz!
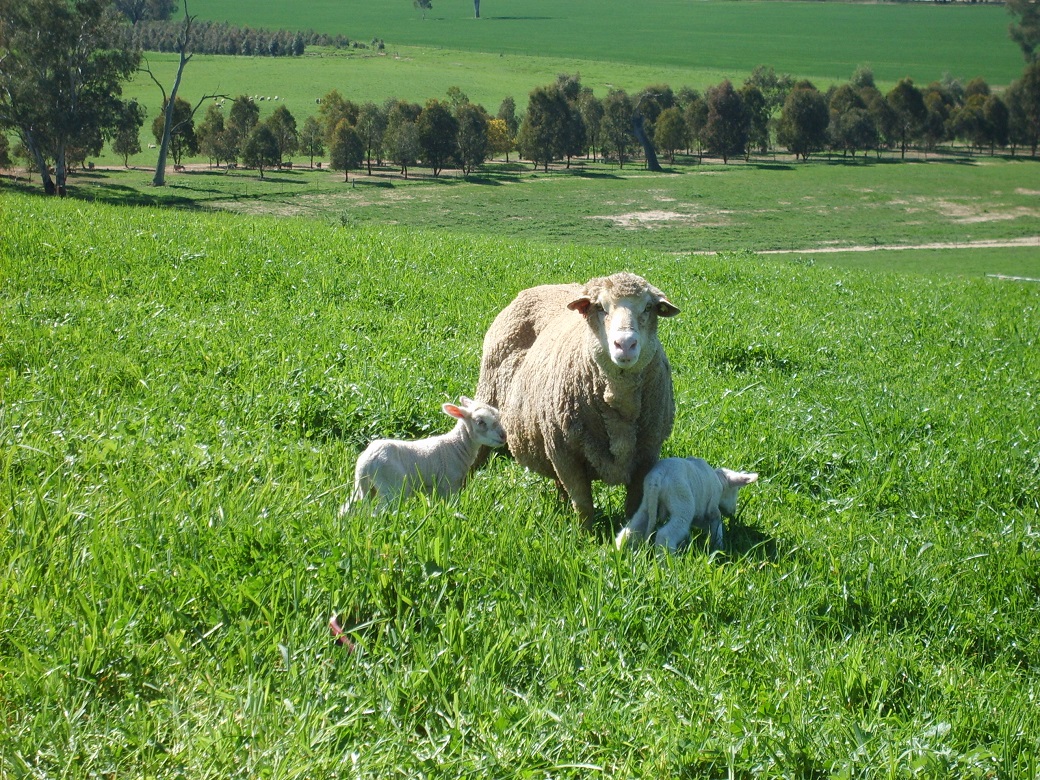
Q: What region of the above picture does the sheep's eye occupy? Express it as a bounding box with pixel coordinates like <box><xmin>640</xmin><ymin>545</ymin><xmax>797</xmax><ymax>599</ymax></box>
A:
<box><xmin>476</xmin><ymin>419</ymin><xmax>487</xmax><ymax>429</ymax></box>
<box><xmin>644</xmin><ymin>302</ymin><xmax>654</xmax><ymax>313</ymax></box>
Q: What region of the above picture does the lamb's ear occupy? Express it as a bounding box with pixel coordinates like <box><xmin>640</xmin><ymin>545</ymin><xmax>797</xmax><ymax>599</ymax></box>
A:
<box><xmin>718</xmin><ymin>468</ymin><xmax>758</xmax><ymax>486</ymax></box>
<box><xmin>442</xmin><ymin>403</ymin><xmax>467</xmax><ymax>420</ymax></box>
<box><xmin>458</xmin><ymin>396</ymin><xmax>474</xmax><ymax>408</ymax></box>
<box><xmin>656</xmin><ymin>298</ymin><xmax>681</xmax><ymax>317</ymax></box>
<box><xmin>567</xmin><ymin>295</ymin><xmax>593</xmax><ymax>316</ymax></box>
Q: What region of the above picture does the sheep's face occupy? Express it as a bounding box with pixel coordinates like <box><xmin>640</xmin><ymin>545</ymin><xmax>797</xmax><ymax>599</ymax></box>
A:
<box><xmin>567</xmin><ymin>274</ymin><xmax>680</xmax><ymax>370</ymax></box>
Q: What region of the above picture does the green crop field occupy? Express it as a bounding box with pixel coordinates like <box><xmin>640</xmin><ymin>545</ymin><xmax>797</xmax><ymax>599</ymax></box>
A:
<box><xmin>2</xmin><ymin>193</ymin><xmax>1039</xmax><ymax>777</ymax></box>
<box><xmin>193</xmin><ymin>0</ymin><xmax>1025</xmax><ymax>88</ymax></box>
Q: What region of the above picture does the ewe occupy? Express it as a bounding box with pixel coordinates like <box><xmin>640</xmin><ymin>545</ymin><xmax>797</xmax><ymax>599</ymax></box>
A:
<box><xmin>616</xmin><ymin>457</ymin><xmax>758</xmax><ymax>552</ymax></box>
<box><xmin>476</xmin><ymin>272</ymin><xmax>679</xmax><ymax>528</ymax></box>
<box><xmin>344</xmin><ymin>397</ymin><xmax>505</xmax><ymax>512</ymax></box>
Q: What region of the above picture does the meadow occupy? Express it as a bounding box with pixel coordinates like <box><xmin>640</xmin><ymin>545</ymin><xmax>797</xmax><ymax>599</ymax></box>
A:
<box><xmin>24</xmin><ymin>153</ymin><xmax>1040</xmax><ymax>279</ymax></box>
<box><xmin>1</xmin><ymin>192</ymin><xmax>1039</xmax><ymax>777</ymax></box>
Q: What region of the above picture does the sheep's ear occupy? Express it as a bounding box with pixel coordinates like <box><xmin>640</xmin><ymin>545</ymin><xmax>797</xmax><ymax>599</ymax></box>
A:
<box><xmin>567</xmin><ymin>296</ymin><xmax>593</xmax><ymax>316</ymax></box>
<box><xmin>442</xmin><ymin>403</ymin><xmax>467</xmax><ymax>420</ymax></box>
<box><xmin>656</xmin><ymin>298</ymin><xmax>681</xmax><ymax>317</ymax></box>
<box><xmin>458</xmin><ymin>396</ymin><xmax>474</xmax><ymax>408</ymax></box>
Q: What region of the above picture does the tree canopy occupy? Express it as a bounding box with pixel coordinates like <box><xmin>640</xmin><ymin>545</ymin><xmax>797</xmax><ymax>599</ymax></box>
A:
<box><xmin>0</xmin><ymin>0</ymin><xmax>140</xmax><ymax>194</ymax></box>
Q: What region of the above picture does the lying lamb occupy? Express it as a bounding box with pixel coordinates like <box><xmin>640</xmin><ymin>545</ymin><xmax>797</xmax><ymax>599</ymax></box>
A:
<box><xmin>475</xmin><ymin>272</ymin><xmax>680</xmax><ymax>528</ymax></box>
<box><xmin>343</xmin><ymin>397</ymin><xmax>506</xmax><ymax>512</ymax></box>
<box><xmin>615</xmin><ymin>457</ymin><xmax>758</xmax><ymax>552</ymax></box>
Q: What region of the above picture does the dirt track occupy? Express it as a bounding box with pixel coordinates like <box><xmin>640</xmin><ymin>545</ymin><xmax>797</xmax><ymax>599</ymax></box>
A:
<box><xmin>758</xmin><ymin>236</ymin><xmax>1040</xmax><ymax>255</ymax></box>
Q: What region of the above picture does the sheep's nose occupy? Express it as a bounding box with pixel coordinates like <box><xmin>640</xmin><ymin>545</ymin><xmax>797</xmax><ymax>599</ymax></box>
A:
<box><xmin>611</xmin><ymin>332</ymin><xmax>641</xmax><ymax>364</ymax></box>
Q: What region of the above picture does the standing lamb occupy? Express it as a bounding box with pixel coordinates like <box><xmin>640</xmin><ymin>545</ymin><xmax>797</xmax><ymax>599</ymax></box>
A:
<box><xmin>615</xmin><ymin>457</ymin><xmax>758</xmax><ymax>552</ymax></box>
<box><xmin>344</xmin><ymin>397</ymin><xmax>506</xmax><ymax>512</ymax></box>
<box><xmin>476</xmin><ymin>272</ymin><xmax>680</xmax><ymax>528</ymax></box>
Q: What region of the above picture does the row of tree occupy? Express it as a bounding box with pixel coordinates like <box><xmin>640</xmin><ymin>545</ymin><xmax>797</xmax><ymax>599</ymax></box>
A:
<box><xmin>4</xmin><ymin>0</ymin><xmax>1040</xmax><ymax>194</ymax></box>
<box><xmin>141</xmin><ymin>62</ymin><xmax>1040</xmax><ymax>183</ymax></box>
<box><xmin>122</xmin><ymin>21</ymin><xmax>371</xmax><ymax>58</ymax></box>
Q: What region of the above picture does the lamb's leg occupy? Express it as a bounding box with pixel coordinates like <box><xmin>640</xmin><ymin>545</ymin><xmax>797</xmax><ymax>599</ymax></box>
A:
<box><xmin>654</xmin><ymin>514</ymin><xmax>691</xmax><ymax>552</ymax></box>
<box><xmin>616</xmin><ymin>506</ymin><xmax>649</xmax><ymax>549</ymax></box>
<box><xmin>654</xmin><ymin>496</ymin><xmax>695</xmax><ymax>552</ymax></box>
<box><xmin>706</xmin><ymin>506</ymin><xmax>725</xmax><ymax>552</ymax></box>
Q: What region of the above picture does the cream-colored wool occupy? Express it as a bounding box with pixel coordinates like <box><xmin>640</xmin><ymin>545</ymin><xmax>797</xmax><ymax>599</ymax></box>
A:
<box><xmin>345</xmin><ymin>397</ymin><xmax>505</xmax><ymax>512</ymax></box>
<box><xmin>615</xmin><ymin>457</ymin><xmax>758</xmax><ymax>552</ymax></box>
<box><xmin>476</xmin><ymin>272</ymin><xmax>680</xmax><ymax>527</ymax></box>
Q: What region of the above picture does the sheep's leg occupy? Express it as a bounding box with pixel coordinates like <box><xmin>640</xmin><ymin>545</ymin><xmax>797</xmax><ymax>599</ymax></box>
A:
<box><xmin>552</xmin><ymin>457</ymin><xmax>596</xmax><ymax>529</ymax></box>
<box><xmin>623</xmin><ymin>458</ymin><xmax>656</xmax><ymax>519</ymax></box>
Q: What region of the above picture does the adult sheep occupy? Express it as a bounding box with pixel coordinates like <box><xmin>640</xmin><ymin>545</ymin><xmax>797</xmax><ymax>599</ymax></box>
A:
<box><xmin>476</xmin><ymin>271</ymin><xmax>680</xmax><ymax>528</ymax></box>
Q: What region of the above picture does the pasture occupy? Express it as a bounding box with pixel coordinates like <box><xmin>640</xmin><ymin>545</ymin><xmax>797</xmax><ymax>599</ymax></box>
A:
<box><xmin>1</xmin><ymin>193</ymin><xmax>1039</xmax><ymax>777</ymax></box>
<box><xmin>24</xmin><ymin>154</ymin><xmax>1040</xmax><ymax>279</ymax></box>
<box><xmin>192</xmin><ymin>0</ymin><xmax>1025</xmax><ymax>87</ymax></box>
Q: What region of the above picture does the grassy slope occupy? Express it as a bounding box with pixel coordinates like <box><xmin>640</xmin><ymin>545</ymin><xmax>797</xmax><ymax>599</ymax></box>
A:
<box><xmin>28</xmin><ymin>155</ymin><xmax>1040</xmax><ymax>279</ymax></box>
<box><xmin>2</xmin><ymin>193</ymin><xmax>1038</xmax><ymax>776</ymax></box>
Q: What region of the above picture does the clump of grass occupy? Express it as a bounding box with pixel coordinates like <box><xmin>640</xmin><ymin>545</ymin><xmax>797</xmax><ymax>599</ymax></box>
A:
<box><xmin>1</xmin><ymin>193</ymin><xmax>1038</xmax><ymax>777</ymax></box>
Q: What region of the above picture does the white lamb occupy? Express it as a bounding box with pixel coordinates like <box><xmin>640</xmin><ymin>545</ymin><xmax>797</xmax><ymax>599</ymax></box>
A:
<box><xmin>343</xmin><ymin>397</ymin><xmax>506</xmax><ymax>512</ymax></box>
<box><xmin>615</xmin><ymin>457</ymin><xmax>758</xmax><ymax>552</ymax></box>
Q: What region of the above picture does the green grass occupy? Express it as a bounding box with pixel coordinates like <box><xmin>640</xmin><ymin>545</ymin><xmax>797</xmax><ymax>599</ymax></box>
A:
<box><xmin>16</xmin><ymin>154</ymin><xmax>1040</xmax><ymax>278</ymax></box>
<box><xmin>193</xmin><ymin>0</ymin><xmax>1025</xmax><ymax>88</ymax></box>
<box><xmin>2</xmin><ymin>192</ymin><xmax>1039</xmax><ymax>777</ymax></box>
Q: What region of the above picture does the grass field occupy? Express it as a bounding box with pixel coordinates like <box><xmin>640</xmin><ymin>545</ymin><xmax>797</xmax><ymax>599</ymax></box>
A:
<box><xmin>13</xmin><ymin>153</ymin><xmax>1040</xmax><ymax>278</ymax></box>
<box><xmin>2</xmin><ymin>193</ymin><xmax>1039</xmax><ymax>777</ymax></box>
<box><xmin>192</xmin><ymin>0</ymin><xmax>1025</xmax><ymax>88</ymax></box>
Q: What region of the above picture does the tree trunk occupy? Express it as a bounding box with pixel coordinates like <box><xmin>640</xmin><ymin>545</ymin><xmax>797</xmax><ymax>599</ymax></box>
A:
<box><xmin>24</xmin><ymin>132</ymin><xmax>56</xmax><ymax>195</ymax></box>
<box><xmin>631</xmin><ymin>111</ymin><xmax>662</xmax><ymax>171</ymax></box>
<box><xmin>54</xmin><ymin>142</ymin><xmax>68</xmax><ymax>196</ymax></box>
<box><xmin>474</xmin><ymin>0</ymin><xmax>480</xmax><ymax>17</ymax></box>
<box><xmin>153</xmin><ymin>46</ymin><xmax>190</xmax><ymax>186</ymax></box>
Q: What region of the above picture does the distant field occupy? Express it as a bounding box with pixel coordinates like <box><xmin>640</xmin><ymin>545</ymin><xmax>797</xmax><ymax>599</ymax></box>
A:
<box><xmin>193</xmin><ymin>0</ymin><xmax>1025</xmax><ymax>87</ymax></box>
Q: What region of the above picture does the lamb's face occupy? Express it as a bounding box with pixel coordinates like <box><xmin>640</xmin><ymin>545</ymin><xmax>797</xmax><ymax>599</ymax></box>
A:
<box><xmin>568</xmin><ymin>275</ymin><xmax>680</xmax><ymax>369</ymax></box>
<box><xmin>469</xmin><ymin>405</ymin><xmax>507</xmax><ymax>448</ymax></box>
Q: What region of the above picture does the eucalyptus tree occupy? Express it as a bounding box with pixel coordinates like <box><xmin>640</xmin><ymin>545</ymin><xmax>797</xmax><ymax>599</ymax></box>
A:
<box><xmin>777</xmin><ymin>82</ymin><xmax>829</xmax><ymax>161</ymax></box>
<box><xmin>600</xmin><ymin>88</ymin><xmax>635</xmax><ymax>168</ymax></box>
<box><xmin>0</xmin><ymin>0</ymin><xmax>140</xmax><ymax>194</ymax></box>
<box><xmin>887</xmin><ymin>78</ymin><xmax>927</xmax><ymax>159</ymax></box>
<box><xmin>356</xmin><ymin>102</ymin><xmax>387</xmax><ymax>174</ymax></box>
<box><xmin>417</xmin><ymin>99</ymin><xmax>458</xmax><ymax>176</ymax></box>
<box><xmin>702</xmin><ymin>80</ymin><xmax>748</xmax><ymax>164</ymax></box>
<box><xmin>1007</xmin><ymin>0</ymin><xmax>1040</xmax><ymax>63</ymax></box>
<box><xmin>266</xmin><ymin>104</ymin><xmax>298</xmax><ymax>164</ymax></box>
<box><xmin>517</xmin><ymin>84</ymin><xmax>571</xmax><ymax>171</ymax></box>
<box><xmin>329</xmin><ymin>120</ymin><xmax>363</xmax><ymax>182</ymax></box>
<box><xmin>455</xmin><ymin>102</ymin><xmax>490</xmax><ymax>175</ymax></box>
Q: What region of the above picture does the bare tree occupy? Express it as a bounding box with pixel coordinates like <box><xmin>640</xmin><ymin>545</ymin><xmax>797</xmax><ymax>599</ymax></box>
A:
<box><xmin>141</xmin><ymin>0</ymin><xmax>224</xmax><ymax>185</ymax></box>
